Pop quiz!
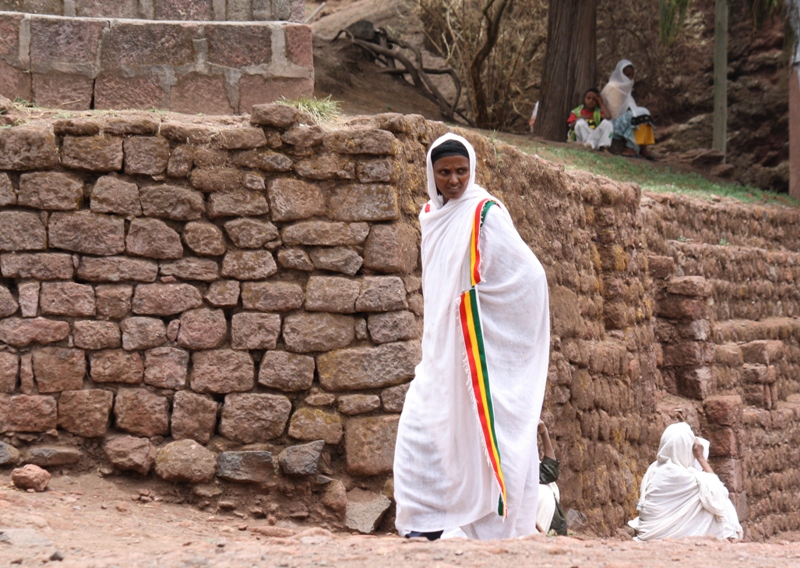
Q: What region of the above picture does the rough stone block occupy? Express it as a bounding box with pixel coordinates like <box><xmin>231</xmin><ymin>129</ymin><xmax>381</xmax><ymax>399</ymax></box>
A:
<box><xmin>104</xmin><ymin>435</ymin><xmax>156</xmax><ymax>475</ymax></box>
<box><xmin>281</xmin><ymin>221</ymin><xmax>369</xmax><ymax>246</ymax></box>
<box><xmin>241</xmin><ymin>281</ymin><xmax>303</xmax><ymax>312</ymax></box>
<box><xmin>219</xmin><ymin>393</ymin><xmax>292</xmax><ymax>444</ymax></box>
<box><xmin>239</xmin><ymin>76</ymin><xmax>313</xmax><ymax>113</ymax></box>
<box><xmin>171</xmin><ymin>390</ymin><xmax>217</xmax><ymax>444</ymax></box>
<box><xmin>103</xmin><ymin>115</ymin><xmax>161</xmax><ymax>136</ymax></box>
<box><xmin>345</xmin><ymin>415</ymin><xmax>399</xmax><ymax>476</ymax></box>
<box><xmin>258</xmin><ymin>350</ymin><xmax>315</xmax><ymax>392</ymax></box>
<box><xmin>96</xmin><ymin>285</ymin><xmax>132</xmax><ymax>319</ymax></box>
<box><xmin>338</xmin><ymin>394</ymin><xmax>380</xmax><ymax>416</ymax></box>
<box><xmin>206</xmin><ymin>190</ymin><xmax>269</xmax><ymax>218</ymax></box>
<box><xmin>675</xmin><ymin>366</ymin><xmax>712</xmax><ymax>401</ymax></box>
<box><xmin>355</xmin><ymin>276</ymin><xmax>407</xmax><ymax>312</ymax></box>
<box><xmin>308</xmin><ymin>247</ymin><xmax>363</xmax><ymax>276</ymax></box>
<box><xmin>5</xmin><ymin>395</ymin><xmax>57</xmax><ymax>433</ymax></box>
<box><xmin>356</xmin><ymin>159</ymin><xmax>394</xmax><ymax>183</ymax></box>
<box><xmin>177</xmin><ymin>308</ymin><xmax>227</xmax><ymax>350</ymax></box>
<box><xmin>0</xmin><ymin>285</ymin><xmax>18</xmax><ymax>318</ymax></box>
<box><xmin>0</xmin><ymin>252</ymin><xmax>73</xmax><ymax>280</ymax></box>
<box><xmin>154</xmin><ymin>439</ymin><xmax>217</xmax><ymax>483</ymax></box>
<box><xmin>278</xmin><ymin>440</ymin><xmax>324</xmax><ymax>476</ymax></box>
<box><xmin>94</xmin><ymin>73</ymin><xmax>169</xmax><ymax>111</ymax></box>
<box><xmin>216</xmin><ymin>450</ymin><xmax>274</xmax><ymax>483</ymax></box>
<box><xmin>32</xmin><ymin>348</ymin><xmax>85</xmax><ymax>393</ymax></box>
<box><xmin>57</xmin><ymin>389</ymin><xmax>113</xmax><ymax>438</ymax></box>
<box><xmin>139</xmin><ymin>185</ymin><xmax>204</xmax><ymax>221</ymax></box>
<box><xmin>0</xmin><ymin>211</ymin><xmax>47</xmax><ymax>251</ymax></box>
<box><xmin>61</xmin><ymin>136</ymin><xmax>123</xmax><ymax>172</ymax></box>
<box><xmin>39</xmin><ymin>281</ymin><xmax>95</xmax><ymax>316</ymax></box>
<box><xmin>221</xmin><ymin>250</ymin><xmax>277</xmax><ymax>280</ymax></box>
<box><xmin>11</xmin><ymin>464</ymin><xmax>51</xmax><ymax>491</ymax></box>
<box><xmin>213</xmin><ymin>126</ymin><xmax>267</xmax><ymax>150</ymax></box>
<box><xmin>191</xmin><ymin>349</ymin><xmax>254</xmax><ymax>394</ymax></box>
<box><xmin>160</xmin><ymin>258</ymin><xmax>219</xmax><ymax>282</ymax></box>
<box><xmin>707</xmin><ymin>427</ymin><xmax>738</xmax><ymax>458</ymax></box>
<box><xmin>189</xmin><ymin>167</ymin><xmax>242</xmax><ymax>191</ymax></box>
<box><xmin>704</xmin><ymin>395</ymin><xmax>743</xmax><ymax>427</ymax></box>
<box><xmin>305</xmin><ymin>276</ymin><xmax>360</xmax><ymax>313</ymax></box>
<box><xmin>381</xmin><ymin>383</ymin><xmax>409</xmax><ymax>413</ymax></box>
<box><xmin>0</xmin><ymin>352</ymin><xmax>18</xmax><ymax>394</ymax></box>
<box><xmin>205</xmin><ymin>280</ymin><xmax>240</xmax><ymax>307</ymax></box>
<box><xmin>293</xmin><ymin>153</ymin><xmax>356</xmax><ymax>180</ymax></box>
<box><xmin>329</xmin><ymin>184</ymin><xmax>398</xmax><ymax>222</ymax></box>
<box><xmin>288</xmin><ymin>407</ymin><xmax>342</xmax><ymax>444</ymax></box>
<box><xmin>363</xmin><ymin>223</ymin><xmax>418</xmax><ymax>274</ymax></box>
<box><xmin>0</xmin><ymin>317</ymin><xmax>69</xmax><ymax>347</ymax></box>
<box><xmin>49</xmin><ymin>211</ymin><xmax>126</xmax><ymax>256</ymax></box>
<box><xmin>78</xmin><ymin>256</ymin><xmax>158</xmax><ymax>282</ymax></box>
<box><xmin>144</xmin><ymin>346</ymin><xmax>188</xmax><ymax>389</ymax></box>
<box><xmin>667</xmin><ymin>276</ymin><xmax>713</xmax><ymax>298</ymax></box>
<box><xmin>267</xmin><ymin>178</ymin><xmax>326</xmax><ymax>222</ymax></box>
<box><xmin>18</xmin><ymin>172</ymin><xmax>83</xmax><ymax>211</ymax></box>
<box><xmin>345</xmin><ymin>489</ymin><xmax>391</xmax><ymax>534</ymax></box>
<box><xmin>284</xmin><ymin>24</ymin><xmax>312</xmax><ymax>68</ymax></box>
<box><xmin>90</xmin><ymin>349</ymin><xmax>143</xmax><ymax>384</ymax></box>
<box><xmin>249</xmin><ymin>102</ymin><xmax>300</xmax><ymax>128</ymax></box>
<box><xmin>317</xmin><ymin>341</ymin><xmax>420</xmax><ymax>392</ymax></box>
<box><xmin>76</xmin><ymin>0</ymin><xmax>139</xmax><ymax>18</ymax></box>
<box><xmin>114</xmin><ymin>388</ymin><xmax>170</xmax><ymax>438</ymax></box>
<box><xmin>29</xmin><ymin>16</ymin><xmax>106</xmax><ymax>71</ymax></box>
<box><xmin>231</xmin><ymin>312</ymin><xmax>281</xmax><ymax>350</ymax></box>
<box><xmin>233</xmin><ymin>149</ymin><xmax>292</xmax><ymax>172</ymax></box>
<box><xmin>167</xmin><ymin>145</ymin><xmax>194</xmax><ymax>177</ymax></box>
<box><xmin>0</xmin><ymin>173</ymin><xmax>14</xmax><ymax>206</ymax></box>
<box><xmin>17</xmin><ymin>282</ymin><xmax>38</xmax><ymax>317</ymax></box>
<box><xmin>90</xmin><ymin>176</ymin><xmax>142</xmax><ymax>216</ymax></box>
<box><xmin>73</xmin><ymin>320</ymin><xmax>121</xmax><ymax>350</ymax></box>
<box><xmin>183</xmin><ymin>222</ymin><xmax>226</xmax><ymax>256</ymax></box>
<box><xmin>31</xmin><ymin>73</ymin><xmax>93</xmax><ymax>110</ymax></box>
<box><xmin>205</xmin><ymin>23</ymin><xmax>271</xmax><ymax>67</ymax></box>
<box><xmin>120</xmin><ymin>316</ymin><xmax>167</xmax><ymax>350</ymax></box>
<box><xmin>283</xmin><ymin>313</ymin><xmax>354</xmax><ymax>353</ymax></box>
<box><xmin>154</xmin><ymin>0</ymin><xmax>213</xmax><ymax>19</ymax></box>
<box><xmin>0</xmin><ymin>126</ymin><xmax>58</xmax><ymax>171</ymax></box>
<box><xmin>323</xmin><ymin>129</ymin><xmax>396</xmax><ymax>155</ymax></box>
<box><xmin>367</xmin><ymin>311</ymin><xmax>418</xmax><ymax>344</ymax></box>
<box><xmin>126</xmin><ymin>218</ymin><xmax>184</xmax><ymax>260</ymax></box>
<box><xmin>656</xmin><ymin>297</ymin><xmax>710</xmax><ymax>320</ymax></box>
<box><xmin>277</xmin><ymin>248</ymin><xmax>314</xmax><ymax>271</ymax></box>
<box><xmin>741</xmin><ymin>340</ymin><xmax>784</xmax><ymax>365</ymax></box>
<box><xmin>132</xmin><ymin>283</ymin><xmax>203</xmax><ymax>316</ymax></box>
<box><xmin>23</xmin><ymin>445</ymin><xmax>82</xmax><ymax>467</ymax></box>
<box><xmin>100</xmin><ymin>21</ymin><xmax>199</xmax><ymax>68</ymax></box>
<box><xmin>224</xmin><ymin>218</ymin><xmax>278</xmax><ymax>249</ymax></box>
<box><xmin>662</xmin><ymin>342</ymin><xmax>715</xmax><ymax>368</ymax></box>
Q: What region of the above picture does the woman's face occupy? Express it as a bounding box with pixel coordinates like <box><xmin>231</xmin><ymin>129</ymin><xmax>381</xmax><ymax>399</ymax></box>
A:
<box><xmin>623</xmin><ymin>65</ymin><xmax>635</xmax><ymax>80</ymax></box>
<box><xmin>433</xmin><ymin>155</ymin><xmax>470</xmax><ymax>204</ymax></box>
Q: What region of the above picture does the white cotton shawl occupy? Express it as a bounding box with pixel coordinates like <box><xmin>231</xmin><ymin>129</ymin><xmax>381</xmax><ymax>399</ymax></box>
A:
<box><xmin>393</xmin><ymin>133</ymin><xmax>551</xmax><ymax>539</ymax></box>
<box><xmin>628</xmin><ymin>422</ymin><xmax>743</xmax><ymax>541</ymax></box>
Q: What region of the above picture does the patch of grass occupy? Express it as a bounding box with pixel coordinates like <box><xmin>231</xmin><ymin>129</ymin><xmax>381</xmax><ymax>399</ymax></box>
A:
<box><xmin>278</xmin><ymin>95</ymin><xmax>343</xmax><ymax>124</ymax></box>
<box><xmin>493</xmin><ymin>134</ymin><xmax>798</xmax><ymax>207</ymax></box>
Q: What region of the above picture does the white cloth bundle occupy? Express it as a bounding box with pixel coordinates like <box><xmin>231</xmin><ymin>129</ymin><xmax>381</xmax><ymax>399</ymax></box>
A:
<box><xmin>628</xmin><ymin>422</ymin><xmax>743</xmax><ymax>541</ymax></box>
<box><xmin>393</xmin><ymin>133</ymin><xmax>550</xmax><ymax>539</ymax></box>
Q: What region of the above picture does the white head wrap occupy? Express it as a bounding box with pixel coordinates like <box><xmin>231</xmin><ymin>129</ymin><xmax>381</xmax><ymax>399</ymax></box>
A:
<box><xmin>601</xmin><ymin>59</ymin><xmax>635</xmax><ymax>119</ymax></box>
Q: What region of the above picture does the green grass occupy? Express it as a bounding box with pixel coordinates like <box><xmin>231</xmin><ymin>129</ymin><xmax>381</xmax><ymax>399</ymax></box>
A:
<box><xmin>491</xmin><ymin>133</ymin><xmax>798</xmax><ymax>207</ymax></box>
<box><xmin>278</xmin><ymin>95</ymin><xmax>343</xmax><ymax>124</ymax></box>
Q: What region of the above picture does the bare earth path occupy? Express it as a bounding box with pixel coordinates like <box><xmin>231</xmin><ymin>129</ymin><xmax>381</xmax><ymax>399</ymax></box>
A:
<box><xmin>0</xmin><ymin>474</ymin><xmax>798</xmax><ymax>567</ymax></box>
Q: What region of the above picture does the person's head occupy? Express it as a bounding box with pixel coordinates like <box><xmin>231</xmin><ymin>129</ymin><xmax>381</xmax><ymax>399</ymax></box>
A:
<box><xmin>583</xmin><ymin>88</ymin><xmax>600</xmax><ymax>109</ymax></box>
<box><xmin>656</xmin><ymin>422</ymin><xmax>696</xmax><ymax>468</ymax></box>
<box><xmin>623</xmin><ymin>64</ymin><xmax>635</xmax><ymax>80</ymax></box>
<box><xmin>429</xmin><ymin>138</ymin><xmax>472</xmax><ymax>204</ymax></box>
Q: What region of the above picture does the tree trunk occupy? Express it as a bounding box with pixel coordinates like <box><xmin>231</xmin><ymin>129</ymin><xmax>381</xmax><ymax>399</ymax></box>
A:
<box><xmin>712</xmin><ymin>0</ymin><xmax>728</xmax><ymax>156</ymax></box>
<box><xmin>533</xmin><ymin>0</ymin><xmax>597</xmax><ymax>142</ymax></box>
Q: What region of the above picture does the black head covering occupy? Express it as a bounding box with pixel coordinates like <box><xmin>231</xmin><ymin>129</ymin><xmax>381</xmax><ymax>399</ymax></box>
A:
<box><xmin>430</xmin><ymin>139</ymin><xmax>470</xmax><ymax>165</ymax></box>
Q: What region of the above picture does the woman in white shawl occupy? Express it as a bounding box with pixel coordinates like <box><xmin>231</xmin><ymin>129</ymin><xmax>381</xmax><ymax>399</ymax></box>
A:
<box><xmin>628</xmin><ymin>422</ymin><xmax>743</xmax><ymax>541</ymax></box>
<box><xmin>393</xmin><ymin>133</ymin><xmax>550</xmax><ymax>541</ymax></box>
<box><xmin>600</xmin><ymin>59</ymin><xmax>655</xmax><ymax>159</ymax></box>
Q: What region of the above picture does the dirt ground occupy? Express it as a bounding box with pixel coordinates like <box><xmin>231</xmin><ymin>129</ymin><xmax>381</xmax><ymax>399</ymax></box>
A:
<box><xmin>0</xmin><ymin>472</ymin><xmax>798</xmax><ymax>567</ymax></box>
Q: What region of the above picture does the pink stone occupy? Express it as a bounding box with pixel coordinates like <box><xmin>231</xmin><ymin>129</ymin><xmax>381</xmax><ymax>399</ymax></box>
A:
<box><xmin>0</xmin><ymin>211</ymin><xmax>47</xmax><ymax>252</ymax></box>
<box><xmin>73</xmin><ymin>320</ymin><xmax>121</xmax><ymax>350</ymax></box>
<box><xmin>144</xmin><ymin>346</ymin><xmax>188</xmax><ymax>389</ymax></box>
<box><xmin>284</xmin><ymin>25</ymin><xmax>313</xmax><ymax>70</ymax></box>
<box><xmin>0</xmin><ymin>351</ymin><xmax>18</xmax><ymax>393</ymax></box>
<box><xmin>114</xmin><ymin>388</ymin><xmax>170</xmax><ymax>438</ymax></box>
<box><xmin>241</xmin><ymin>281</ymin><xmax>303</xmax><ymax>312</ymax></box>
<box><xmin>32</xmin><ymin>348</ymin><xmax>86</xmax><ymax>393</ymax></box>
<box><xmin>345</xmin><ymin>415</ymin><xmax>399</xmax><ymax>476</ymax></box>
<box><xmin>205</xmin><ymin>23</ymin><xmax>272</xmax><ymax>68</ymax></box>
<box><xmin>5</xmin><ymin>395</ymin><xmax>57</xmax><ymax>432</ymax></box>
<box><xmin>267</xmin><ymin>178</ymin><xmax>325</xmax><ymax>221</ymax></box>
<box><xmin>0</xmin><ymin>317</ymin><xmax>70</xmax><ymax>347</ymax></box>
<box><xmin>61</xmin><ymin>135</ymin><xmax>124</xmax><ymax>172</ymax></box>
<box><xmin>120</xmin><ymin>317</ymin><xmax>167</xmax><ymax>350</ymax></box>
<box><xmin>258</xmin><ymin>350</ymin><xmax>315</xmax><ymax>392</ymax></box>
<box><xmin>78</xmin><ymin>256</ymin><xmax>158</xmax><ymax>283</ymax></box>
<box><xmin>11</xmin><ymin>464</ymin><xmax>50</xmax><ymax>492</ymax></box>
<box><xmin>0</xmin><ymin>126</ymin><xmax>58</xmax><ymax>171</ymax></box>
<box><xmin>172</xmin><ymin>73</ymin><xmax>234</xmax><ymax>115</ymax></box>
<box><xmin>94</xmin><ymin>74</ymin><xmax>168</xmax><ymax>111</ymax></box>
<box><xmin>90</xmin><ymin>176</ymin><xmax>142</xmax><ymax>216</ymax></box>
<box><xmin>230</xmin><ymin>312</ymin><xmax>281</xmax><ymax>350</ymax></box>
<box><xmin>221</xmin><ymin>250</ymin><xmax>277</xmax><ymax>281</ymax></box>
<box><xmin>177</xmin><ymin>308</ymin><xmax>227</xmax><ymax>350</ymax></box>
<box><xmin>239</xmin><ymin>76</ymin><xmax>313</xmax><ymax>114</ymax></box>
<box><xmin>48</xmin><ymin>212</ymin><xmax>126</xmax><ymax>256</ymax></box>
<box><xmin>132</xmin><ymin>283</ymin><xmax>203</xmax><ymax>316</ymax></box>
<box><xmin>31</xmin><ymin>73</ymin><xmax>94</xmax><ymax>111</ymax></box>
<box><xmin>124</xmin><ymin>137</ymin><xmax>170</xmax><ymax>176</ymax></box>
<box><xmin>126</xmin><ymin>218</ymin><xmax>184</xmax><ymax>260</ymax></box>
<box><xmin>103</xmin><ymin>435</ymin><xmax>156</xmax><ymax>475</ymax></box>
<box><xmin>39</xmin><ymin>281</ymin><xmax>95</xmax><ymax>316</ymax></box>
<box><xmin>191</xmin><ymin>350</ymin><xmax>255</xmax><ymax>394</ymax></box>
<box><xmin>183</xmin><ymin>222</ymin><xmax>226</xmax><ymax>256</ymax></box>
<box><xmin>18</xmin><ymin>172</ymin><xmax>83</xmax><ymax>211</ymax></box>
<box><xmin>139</xmin><ymin>185</ymin><xmax>204</xmax><ymax>221</ymax></box>
<box><xmin>205</xmin><ymin>280</ymin><xmax>240</xmax><ymax>307</ymax></box>
<box><xmin>96</xmin><ymin>285</ymin><xmax>132</xmax><ymax>319</ymax></box>
<box><xmin>171</xmin><ymin>390</ymin><xmax>217</xmax><ymax>444</ymax></box>
<box><xmin>58</xmin><ymin>389</ymin><xmax>113</xmax><ymax>438</ymax></box>
<box><xmin>0</xmin><ymin>285</ymin><xmax>18</xmax><ymax>317</ymax></box>
<box><xmin>219</xmin><ymin>393</ymin><xmax>292</xmax><ymax>444</ymax></box>
<box><xmin>100</xmin><ymin>21</ymin><xmax>199</xmax><ymax>68</ymax></box>
<box><xmin>90</xmin><ymin>349</ymin><xmax>144</xmax><ymax>384</ymax></box>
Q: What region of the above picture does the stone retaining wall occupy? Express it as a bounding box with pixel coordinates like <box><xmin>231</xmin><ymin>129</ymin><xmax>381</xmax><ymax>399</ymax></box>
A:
<box><xmin>0</xmin><ymin>106</ymin><xmax>799</xmax><ymax>538</ymax></box>
<box><xmin>0</xmin><ymin>0</ymin><xmax>304</xmax><ymax>22</ymax></box>
<box><xmin>0</xmin><ymin>11</ymin><xmax>313</xmax><ymax>113</ymax></box>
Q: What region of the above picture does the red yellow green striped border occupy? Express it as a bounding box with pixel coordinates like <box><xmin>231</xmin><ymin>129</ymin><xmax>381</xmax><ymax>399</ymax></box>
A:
<box><xmin>460</xmin><ymin>198</ymin><xmax>506</xmax><ymax>517</ymax></box>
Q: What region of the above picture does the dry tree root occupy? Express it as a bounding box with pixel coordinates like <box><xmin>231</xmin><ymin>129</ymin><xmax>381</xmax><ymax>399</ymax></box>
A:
<box><xmin>332</xmin><ymin>21</ymin><xmax>472</xmax><ymax>125</ymax></box>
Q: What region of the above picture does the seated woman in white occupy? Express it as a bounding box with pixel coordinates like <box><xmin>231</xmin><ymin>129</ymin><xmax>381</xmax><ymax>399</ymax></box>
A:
<box><xmin>628</xmin><ymin>422</ymin><xmax>743</xmax><ymax>541</ymax></box>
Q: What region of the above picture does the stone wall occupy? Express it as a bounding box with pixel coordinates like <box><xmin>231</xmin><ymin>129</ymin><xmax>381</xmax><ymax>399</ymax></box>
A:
<box><xmin>0</xmin><ymin>106</ymin><xmax>799</xmax><ymax>538</ymax></box>
<box><xmin>0</xmin><ymin>11</ymin><xmax>313</xmax><ymax>113</ymax></box>
<box><xmin>0</xmin><ymin>0</ymin><xmax>304</xmax><ymax>21</ymax></box>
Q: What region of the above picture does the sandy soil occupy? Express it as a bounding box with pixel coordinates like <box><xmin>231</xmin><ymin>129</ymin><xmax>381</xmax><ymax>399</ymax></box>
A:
<box><xmin>0</xmin><ymin>472</ymin><xmax>798</xmax><ymax>567</ymax></box>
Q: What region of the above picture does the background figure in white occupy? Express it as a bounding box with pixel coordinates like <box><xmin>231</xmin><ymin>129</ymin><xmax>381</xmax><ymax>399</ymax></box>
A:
<box><xmin>535</xmin><ymin>421</ymin><xmax>567</xmax><ymax>535</ymax></box>
<box><xmin>574</xmin><ymin>119</ymin><xmax>613</xmax><ymax>150</ymax></box>
<box><xmin>567</xmin><ymin>89</ymin><xmax>613</xmax><ymax>151</ymax></box>
<box><xmin>628</xmin><ymin>422</ymin><xmax>743</xmax><ymax>541</ymax></box>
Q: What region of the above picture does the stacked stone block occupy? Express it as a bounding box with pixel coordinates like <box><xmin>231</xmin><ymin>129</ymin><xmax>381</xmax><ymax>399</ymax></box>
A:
<box><xmin>0</xmin><ymin>11</ymin><xmax>313</xmax><ymax>113</ymax></box>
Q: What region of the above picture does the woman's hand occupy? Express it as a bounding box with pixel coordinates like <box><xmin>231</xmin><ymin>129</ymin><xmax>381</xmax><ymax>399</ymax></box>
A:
<box><xmin>538</xmin><ymin>420</ymin><xmax>547</xmax><ymax>435</ymax></box>
<box><xmin>692</xmin><ymin>439</ymin><xmax>705</xmax><ymax>460</ymax></box>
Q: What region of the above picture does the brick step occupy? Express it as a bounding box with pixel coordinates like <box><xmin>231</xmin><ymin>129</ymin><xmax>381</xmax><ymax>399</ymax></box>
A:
<box><xmin>714</xmin><ymin>318</ymin><xmax>800</xmax><ymax>343</ymax></box>
<box><xmin>0</xmin><ymin>1</ymin><xmax>300</xmax><ymax>22</ymax></box>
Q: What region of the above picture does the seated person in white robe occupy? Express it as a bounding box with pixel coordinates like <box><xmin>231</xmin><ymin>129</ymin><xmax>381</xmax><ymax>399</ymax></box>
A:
<box><xmin>536</xmin><ymin>421</ymin><xmax>567</xmax><ymax>535</ymax></box>
<box><xmin>628</xmin><ymin>422</ymin><xmax>743</xmax><ymax>541</ymax></box>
